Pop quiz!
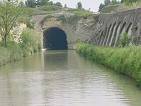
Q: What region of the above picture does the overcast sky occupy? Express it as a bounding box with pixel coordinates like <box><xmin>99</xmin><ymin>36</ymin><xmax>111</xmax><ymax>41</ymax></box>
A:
<box><xmin>51</xmin><ymin>0</ymin><xmax>105</xmax><ymax>12</ymax></box>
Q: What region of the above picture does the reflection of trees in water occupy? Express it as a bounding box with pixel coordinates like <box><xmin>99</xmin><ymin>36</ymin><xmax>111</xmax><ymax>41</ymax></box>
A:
<box><xmin>43</xmin><ymin>51</ymin><xmax>68</xmax><ymax>71</ymax></box>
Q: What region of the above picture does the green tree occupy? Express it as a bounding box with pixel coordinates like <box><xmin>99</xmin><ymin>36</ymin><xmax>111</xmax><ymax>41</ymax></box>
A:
<box><xmin>55</xmin><ymin>2</ymin><xmax>62</xmax><ymax>7</ymax></box>
<box><xmin>77</xmin><ymin>2</ymin><xmax>82</xmax><ymax>9</ymax></box>
<box><xmin>99</xmin><ymin>3</ymin><xmax>105</xmax><ymax>12</ymax></box>
<box><xmin>0</xmin><ymin>1</ymin><xmax>23</xmax><ymax>47</ymax></box>
<box><xmin>121</xmin><ymin>0</ymin><xmax>138</xmax><ymax>5</ymax></box>
<box><xmin>118</xmin><ymin>33</ymin><xmax>131</xmax><ymax>47</ymax></box>
<box><xmin>37</xmin><ymin>0</ymin><xmax>49</xmax><ymax>6</ymax></box>
<box><xmin>112</xmin><ymin>0</ymin><xmax>117</xmax><ymax>4</ymax></box>
<box><xmin>104</xmin><ymin>0</ymin><xmax>111</xmax><ymax>6</ymax></box>
<box><xmin>64</xmin><ymin>4</ymin><xmax>67</xmax><ymax>8</ymax></box>
<box><xmin>19</xmin><ymin>1</ymin><xmax>25</xmax><ymax>7</ymax></box>
<box><xmin>25</xmin><ymin>0</ymin><xmax>36</xmax><ymax>8</ymax></box>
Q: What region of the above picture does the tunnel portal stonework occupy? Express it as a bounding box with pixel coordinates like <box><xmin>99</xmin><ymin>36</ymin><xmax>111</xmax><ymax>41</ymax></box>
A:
<box><xmin>39</xmin><ymin>8</ymin><xmax>141</xmax><ymax>49</ymax></box>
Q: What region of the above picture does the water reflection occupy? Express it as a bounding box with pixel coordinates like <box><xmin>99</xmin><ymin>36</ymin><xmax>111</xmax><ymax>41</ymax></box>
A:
<box><xmin>0</xmin><ymin>51</ymin><xmax>141</xmax><ymax>106</ymax></box>
<box><xmin>43</xmin><ymin>50</ymin><xmax>68</xmax><ymax>71</ymax></box>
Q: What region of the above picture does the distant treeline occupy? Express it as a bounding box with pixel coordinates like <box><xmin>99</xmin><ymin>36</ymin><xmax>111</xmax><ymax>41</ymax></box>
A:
<box><xmin>99</xmin><ymin>0</ymin><xmax>139</xmax><ymax>12</ymax></box>
<box><xmin>24</xmin><ymin>0</ymin><xmax>62</xmax><ymax>8</ymax></box>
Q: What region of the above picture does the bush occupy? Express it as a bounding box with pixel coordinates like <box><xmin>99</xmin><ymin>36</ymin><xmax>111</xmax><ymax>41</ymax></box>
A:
<box><xmin>76</xmin><ymin>43</ymin><xmax>141</xmax><ymax>87</ymax></box>
<box><xmin>20</xmin><ymin>28</ymin><xmax>41</xmax><ymax>56</ymax></box>
<box><xmin>18</xmin><ymin>17</ymin><xmax>35</xmax><ymax>29</ymax></box>
<box><xmin>118</xmin><ymin>33</ymin><xmax>131</xmax><ymax>47</ymax></box>
<box><xmin>0</xmin><ymin>28</ymin><xmax>40</xmax><ymax>67</ymax></box>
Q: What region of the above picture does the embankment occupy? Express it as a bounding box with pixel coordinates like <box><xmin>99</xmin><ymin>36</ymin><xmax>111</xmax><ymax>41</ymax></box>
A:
<box><xmin>76</xmin><ymin>43</ymin><xmax>141</xmax><ymax>87</ymax></box>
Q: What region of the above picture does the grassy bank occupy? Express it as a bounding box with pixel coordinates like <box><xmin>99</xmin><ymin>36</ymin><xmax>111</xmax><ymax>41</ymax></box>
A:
<box><xmin>76</xmin><ymin>43</ymin><xmax>141</xmax><ymax>87</ymax></box>
<box><xmin>0</xmin><ymin>28</ymin><xmax>41</xmax><ymax>66</ymax></box>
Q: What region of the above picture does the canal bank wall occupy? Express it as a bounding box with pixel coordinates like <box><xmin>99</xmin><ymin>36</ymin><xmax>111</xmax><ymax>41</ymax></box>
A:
<box><xmin>76</xmin><ymin>43</ymin><xmax>141</xmax><ymax>87</ymax></box>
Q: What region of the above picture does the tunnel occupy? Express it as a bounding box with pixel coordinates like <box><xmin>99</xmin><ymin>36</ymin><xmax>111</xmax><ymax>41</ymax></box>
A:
<box><xmin>43</xmin><ymin>27</ymin><xmax>68</xmax><ymax>50</ymax></box>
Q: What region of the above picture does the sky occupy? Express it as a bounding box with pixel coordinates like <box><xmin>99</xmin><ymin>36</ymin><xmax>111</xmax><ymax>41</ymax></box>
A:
<box><xmin>51</xmin><ymin>0</ymin><xmax>105</xmax><ymax>12</ymax></box>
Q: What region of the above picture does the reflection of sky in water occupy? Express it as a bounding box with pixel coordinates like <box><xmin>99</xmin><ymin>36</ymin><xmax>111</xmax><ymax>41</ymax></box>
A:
<box><xmin>0</xmin><ymin>51</ymin><xmax>140</xmax><ymax>106</ymax></box>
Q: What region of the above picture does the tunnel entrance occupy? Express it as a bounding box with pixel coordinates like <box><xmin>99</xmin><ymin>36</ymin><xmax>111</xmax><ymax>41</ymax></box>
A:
<box><xmin>43</xmin><ymin>27</ymin><xmax>68</xmax><ymax>50</ymax></box>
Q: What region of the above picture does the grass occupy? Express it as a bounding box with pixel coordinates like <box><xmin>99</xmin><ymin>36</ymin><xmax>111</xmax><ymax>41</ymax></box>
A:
<box><xmin>0</xmin><ymin>28</ymin><xmax>41</xmax><ymax>66</ymax></box>
<box><xmin>101</xmin><ymin>1</ymin><xmax>141</xmax><ymax>13</ymax></box>
<box><xmin>39</xmin><ymin>5</ymin><xmax>62</xmax><ymax>12</ymax></box>
<box><xmin>76</xmin><ymin>43</ymin><xmax>141</xmax><ymax>87</ymax></box>
<box><xmin>100</xmin><ymin>4</ymin><xmax>120</xmax><ymax>13</ymax></box>
<box><xmin>67</xmin><ymin>8</ymin><xmax>92</xmax><ymax>18</ymax></box>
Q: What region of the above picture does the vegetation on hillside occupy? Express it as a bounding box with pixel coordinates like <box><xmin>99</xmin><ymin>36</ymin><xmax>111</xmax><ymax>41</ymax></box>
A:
<box><xmin>0</xmin><ymin>1</ymin><xmax>41</xmax><ymax>66</ymax></box>
<box><xmin>67</xmin><ymin>8</ymin><xmax>92</xmax><ymax>17</ymax></box>
<box><xmin>0</xmin><ymin>1</ymin><xmax>24</xmax><ymax>47</ymax></box>
<box><xmin>99</xmin><ymin>0</ymin><xmax>141</xmax><ymax>13</ymax></box>
<box><xmin>76</xmin><ymin>43</ymin><xmax>141</xmax><ymax>87</ymax></box>
<box><xmin>99</xmin><ymin>0</ymin><xmax>121</xmax><ymax>12</ymax></box>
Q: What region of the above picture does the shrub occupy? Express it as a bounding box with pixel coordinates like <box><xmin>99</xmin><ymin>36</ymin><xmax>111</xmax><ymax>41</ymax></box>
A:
<box><xmin>20</xmin><ymin>28</ymin><xmax>41</xmax><ymax>56</ymax></box>
<box><xmin>118</xmin><ymin>33</ymin><xmax>131</xmax><ymax>47</ymax></box>
<box><xmin>18</xmin><ymin>17</ymin><xmax>35</xmax><ymax>29</ymax></box>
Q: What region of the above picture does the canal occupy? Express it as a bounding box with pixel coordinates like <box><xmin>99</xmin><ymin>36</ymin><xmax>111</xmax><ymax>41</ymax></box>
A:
<box><xmin>0</xmin><ymin>50</ymin><xmax>141</xmax><ymax>106</ymax></box>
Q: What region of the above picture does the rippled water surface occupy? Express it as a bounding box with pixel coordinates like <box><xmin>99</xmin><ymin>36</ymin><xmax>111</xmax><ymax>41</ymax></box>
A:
<box><xmin>0</xmin><ymin>50</ymin><xmax>141</xmax><ymax>106</ymax></box>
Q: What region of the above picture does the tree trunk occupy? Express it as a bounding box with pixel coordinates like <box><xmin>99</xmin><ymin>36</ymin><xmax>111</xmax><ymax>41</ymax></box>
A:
<box><xmin>3</xmin><ymin>34</ymin><xmax>7</xmax><ymax>47</ymax></box>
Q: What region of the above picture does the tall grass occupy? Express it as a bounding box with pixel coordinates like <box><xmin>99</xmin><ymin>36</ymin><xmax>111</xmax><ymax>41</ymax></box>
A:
<box><xmin>76</xmin><ymin>43</ymin><xmax>141</xmax><ymax>87</ymax></box>
<box><xmin>20</xmin><ymin>28</ymin><xmax>41</xmax><ymax>56</ymax></box>
<box><xmin>0</xmin><ymin>28</ymin><xmax>41</xmax><ymax>66</ymax></box>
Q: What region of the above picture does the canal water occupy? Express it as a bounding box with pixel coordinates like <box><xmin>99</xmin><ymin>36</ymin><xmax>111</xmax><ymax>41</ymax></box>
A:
<box><xmin>0</xmin><ymin>50</ymin><xmax>141</xmax><ymax>106</ymax></box>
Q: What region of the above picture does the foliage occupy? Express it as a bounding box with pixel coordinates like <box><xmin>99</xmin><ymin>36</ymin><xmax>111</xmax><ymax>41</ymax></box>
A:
<box><xmin>19</xmin><ymin>1</ymin><xmax>25</xmax><ymax>7</ymax></box>
<box><xmin>68</xmin><ymin>8</ymin><xmax>92</xmax><ymax>17</ymax></box>
<box><xmin>104</xmin><ymin>0</ymin><xmax>111</xmax><ymax>5</ymax></box>
<box><xmin>0</xmin><ymin>42</ymin><xmax>22</xmax><ymax>66</ymax></box>
<box><xmin>64</xmin><ymin>4</ymin><xmax>67</xmax><ymax>8</ymax></box>
<box><xmin>99</xmin><ymin>4</ymin><xmax>120</xmax><ymax>13</ymax></box>
<box><xmin>99</xmin><ymin>3</ymin><xmax>105</xmax><ymax>12</ymax></box>
<box><xmin>99</xmin><ymin>0</ymin><xmax>121</xmax><ymax>12</ymax></box>
<box><xmin>121</xmin><ymin>0</ymin><xmax>138</xmax><ymax>5</ymax></box>
<box><xmin>18</xmin><ymin>16</ymin><xmax>35</xmax><ymax>29</ymax></box>
<box><xmin>37</xmin><ymin>0</ymin><xmax>49</xmax><ymax>6</ymax></box>
<box><xmin>55</xmin><ymin>2</ymin><xmax>62</xmax><ymax>7</ymax></box>
<box><xmin>39</xmin><ymin>5</ymin><xmax>62</xmax><ymax>12</ymax></box>
<box><xmin>76</xmin><ymin>43</ymin><xmax>141</xmax><ymax>87</ymax></box>
<box><xmin>0</xmin><ymin>28</ymin><xmax>40</xmax><ymax>66</ymax></box>
<box><xmin>19</xmin><ymin>28</ymin><xmax>41</xmax><ymax>56</ymax></box>
<box><xmin>0</xmin><ymin>1</ymin><xmax>24</xmax><ymax>47</ymax></box>
<box><xmin>118</xmin><ymin>33</ymin><xmax>131</xmax><ymax>47</ymax></box>
<box><xmin>25</xmin><ymin>0</ymin><xmax>36</xmax><ymax>8</ymax></box>
<box><xmin>77</xmin><ymin>2</ymin><xmax>83</xmax><ymax>9</ymax></box>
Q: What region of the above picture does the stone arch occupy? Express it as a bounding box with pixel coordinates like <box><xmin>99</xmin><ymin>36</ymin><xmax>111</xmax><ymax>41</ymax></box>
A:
<box><xmin>103</xmin><ymin>24</ymin><xmax>112</xmax><ymax>46</ymax></box>
<box><xmin>111</xmin><ymin>22</ymin><xmax>121</xmax><ymax>46</ymax></box>
<box><xmin>126</xmin><ymin>23</ymin><xmax>132</xmax><ymax>36</ymax></box>
<box><xmin>102</xmin><ymin>27</ymin><xmax>108</xmax><ymax>46</ymax></box>
<box><xmin>99</xmin><ymin>31</ymin><xmax>104</xmax><ymax>45</ymax></box>
<box><xmin>119</xmin><ymin>22</ymin><xmax>126</xmax><ymax>36</ymax></box>
<box><xmin>43</xmin><ymin>27</ymin><xmax>68</xmax><ymax>50</ymax></box>
<box><xmin>97</xmin><ymin>31</ymin><xmax>102</xmax><ymax>45</ymax></box>
<box><xmin>109</xmin><ymin>22</ymin><xmax>117</xmax><ymax>46</ymax></box>
<box><xmin>114</xmin><ymin>22</ymin><xmax>122</xmax><ymax>46</ymax></box>
<box><xmin>114</xmin><ymin>22</ymin><xmax>126</xmax><ymax>46</ymax></box>
<box><xmin>106</xmin><ymin>22</ymin><xmax>116</xmax><ymax>46</ymax></box>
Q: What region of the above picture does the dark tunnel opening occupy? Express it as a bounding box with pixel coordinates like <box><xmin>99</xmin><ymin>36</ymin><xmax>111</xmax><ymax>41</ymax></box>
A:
<box><xmin>43</xmin><ymin>27</ymin><xmax>68</xmax><ymax>50</ymax></box>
